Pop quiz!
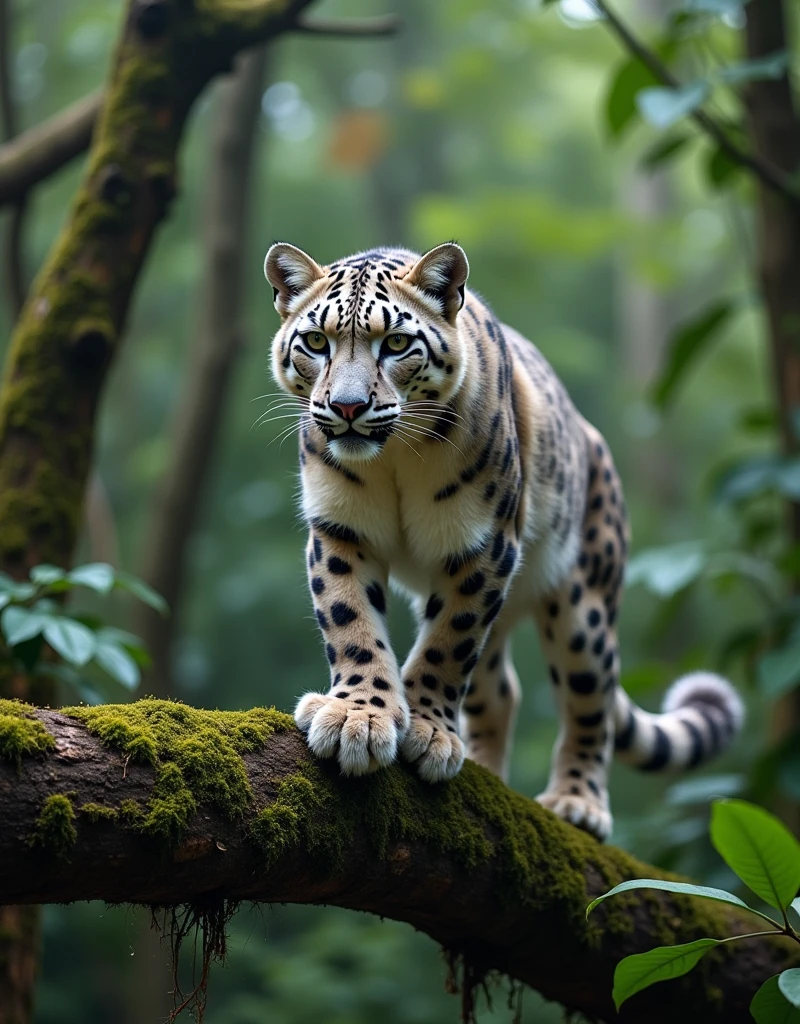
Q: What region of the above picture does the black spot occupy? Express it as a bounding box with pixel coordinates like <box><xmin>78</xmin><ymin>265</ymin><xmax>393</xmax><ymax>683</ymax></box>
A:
<box><xmin>443</xmin><ymin>706</ymin><xmax>455</xmax><ymax>720</ymax></box>
<box><xmin>435</xmin><ymin>482</ymin><xmax>460</xmax><ymax>501</ymax></box>
<box><xmin>569</xmin><ymin>583</ymin><xmax>582</xmax><ymax>605</ymax></box>
<box><xmin>328</xmin><ymin>556</ymin><xmax>352</xmax><ymax>575</ymax></box>
<box><xmin>586</xmin><ymin>527</ymin><xmax>598</xmax><ymax>543</ymax></box>
<box><xmin>316</xmin><ymin>609</ymin><xmax>329</xmax><ymax>630</ymax></box>
<box><xmin>568</xmin><ymin>768</ymin><xmax>582</xmax><ymax>779</ymax></box>
<box><xmin>586</xmin><ymin>779</ymin><xmax>601</xmax><ymax>797</ymax></box>
<box><xmin>326</xmin><ymin>643</ymin><xmax>336</xmax><ymax>664</ymax></box>
<box><xmin>344</xmin><ymin>644</ymin><xmax>373</xmax><ymax>664</ymax></box>
<box><xmin>373</xmin><ymin>677</ymin><xmax>390</xmax><ymax>690</ymax></box>
<box><xmin>459</xmin><ymin>571</ymin><xmax>485</xmax><ymax>596</ymax></box>
<box><xmin>490</xmin><ymin>531</ymin><xmax>505</xmax><ymax>561</ymax></box>
<box><xmin>348</xmin><ymin>674</ymin><xmax>364</xmax><ymax>685</ymax></box>
<box><xmin>576</xmin><ymin>710</ymin><xmax>604</xmax><ymax>727</ymax></box>
<box><xmin>313</xmin><ymin>536</ymin><xmax>322</xmax><ymax>561</ymax></box>
<box><xmin>590</xmin><ymin>494</ymin><xmax>603</xmax><ymax>511</ymax></box>
<box><xmin>404</xmin><ymin>678</ymin><xmax>415</xmax><ymax>688</ymax></box>
<box><xmin>569</xmin><ymin>632</ymin><xmax>586</xmax><ymax>653</ymax></box>
<box><xmin>548</xmin><ymin>602</ymin><xmax>559</xmax><ymax>618</ymax></box>
<box><xmin>602</xmin><ymin>649</ymin><xmax>614</xmax><ymax>671</ymax></box>
<box><xmin>370</xmin><ymin>696</ymin><xmax>386</xmax><ymax>708</ymax></box>
<box><xmin>483</xmin><ymin>588</ymin><xmax>502</xmax><ymax>608</ymax></box>
<box><xmin>433</xmin><ymin>708</ymin><xmax>443</xmax><ymax>718</ymax></box>
<box><xmin>453</xmin><ymin>638</ymin><xmax>475</xmax><ymax>661</ymax></box>
<box><xmin>420</xmin><ymin>696</ymin><xmax>433</xmax><ymax>707</ymax></box>
<box><xmin>462</xmin><ymin>654</ymin><xmax>478</xmax><ymax>674</ymax></box>
<box><xmin>426</xmin><ymin>594</ymin><xmax>444</xmax><ymax>619</ymax></box>
<box><xmin>587</xmin><ymin>608</ymin><xmax>601</xmax><ymax>627</ymax></box>
<box><xmin>464</xmin><ymin>703</ymin><xmax>485</xmax><ymax>716</ymax></box>
<box><xmin>336</xmin><ymin>691</ymin><xmax>350</xmax><ymax>699</ymax></box>
<box><xmin>311</xmin><ymin>576</ymin><xmax>325</xmax><ymax>595</ymax></box>
<box><xmin>482</xmin><ymin>600</ymin><xmax>503</xmax><ymax>626</ymax></box>
<box><xmin>483</xmin><ymin>482</ymin><xmax>497</xmax><ymax>501</ymax></box>
<box><xmin>421</xmin><ymin>674</ymin><xmax>438</xmax><ymax>690</ymax></box>
<box><xmin>496</xmin><ymin>544</ymin><xmax>517</xmax><ymax>578</ymax></box>
<box><xmin>549</xmin><ymin>665</ymin><xmax>560</xmax><ymax>685</ymax></box>
<box><xmin>452</xmin><ymin>612</ymin><xmax>477</xmax><ymax>631</ymax></box>
<box><xmin>444</xmin><ymin>685</ymin><xmax>458</xmax><ymax>701</ymax></box>
<box><xmin>331</xmin><ymin>602</ymin><xmax>358</xmax><ymax>627</ymax></box>
<box><xmin>425</xmin><ymin>648</ymin><xmax>445</xmax><ymax>665</ymax></box>
<box><xmin>498</xmin><ymin>678</ymin><xmax>510</xmax><ymax>697</ymax></box>
<box><xmin>592</xmin><ymin>632</ymin><xmax>606</xmax><ymax>656</ymax></box>
<box><xmin>568</xmin><ymin>672</ymin><xmax>598</xmax><ymax>694</ymax></box>
<box><xmin>311</xmin><ymin>518</ymin><xmax>360</xmax><ymax>545</ymax></box>
<box><xmin>366</xmin><ymin>582</ymin><xmax>386</xmax><ymax>614</ymax></box>
<box><xmin>569</xmin><ymin>785</ymin><xmax>580</xmax><ymax>795</ymax></box>
<box><xmin>578</xmin><ymin>735</ymin><xmax>597</xmax><ymax>747</ymax></box>
<box><xmin>376</xmin><ymin>639</ymin><xmax>386</xmax><ymax>650</ymax></box>
<box><xmin>487</xmin><ymin>651</ymin><xmax>501</xmax><ymax>671</ymax></box>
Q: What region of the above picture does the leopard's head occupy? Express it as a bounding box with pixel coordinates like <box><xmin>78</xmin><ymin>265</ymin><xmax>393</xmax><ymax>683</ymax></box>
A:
<box><xmin>265</xmin><ymin>243</ymin><xmax>469</xmax><ymax>463</ymax></box>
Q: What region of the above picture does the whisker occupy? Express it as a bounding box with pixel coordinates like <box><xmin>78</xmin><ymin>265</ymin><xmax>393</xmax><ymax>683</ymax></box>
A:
<box><xmin>267</xmin><ymin>421</ymin><xmax>303</xmax><ymax>450</ymax></box>
<box><xmin>388</xmin><ymin>426</ymin><xmax>425</xmax><ymax>461</ymax></box>
<box><xmin>397</xmin><ymin>417</ymin><xmax>466</xmax><ymax>457</ymax></box>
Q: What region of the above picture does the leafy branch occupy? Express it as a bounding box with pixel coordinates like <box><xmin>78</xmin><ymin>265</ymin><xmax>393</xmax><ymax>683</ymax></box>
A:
<box><xmin>588</xmin><ymin>799</ymin><xmax>800</xmax><ymax>1020</ymax></box>
<box><xmin>0</xmin><ymin>564</ymin><xmax>165</xmax><ymax>700</ymax></box>
<box><xmin>589</xmin><ymin>0</ymin><xmax>800</xmax><ymax>207</ymax></box>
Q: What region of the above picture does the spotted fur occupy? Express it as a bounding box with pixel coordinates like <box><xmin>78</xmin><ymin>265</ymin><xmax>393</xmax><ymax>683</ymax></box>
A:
<box><xmin>264</xmin><ymin>241</ymin><xmax>744</xmax><ymax>841</ymax></box>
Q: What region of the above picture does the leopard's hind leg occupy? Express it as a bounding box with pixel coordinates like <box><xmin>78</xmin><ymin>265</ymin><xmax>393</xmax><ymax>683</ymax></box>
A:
<box><xmin>462</xmin><ymin>628</ymin><xmax>521</xmax><ymax>780</ymax></box>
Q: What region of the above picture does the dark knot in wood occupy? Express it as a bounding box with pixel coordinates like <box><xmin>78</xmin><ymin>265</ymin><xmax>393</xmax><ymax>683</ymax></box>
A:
<box><xmin>132</xmin><ymin>0</ymin><xmax>172</xmax><ymax>40</ymax></box>
<box><xmin>98</xmin><ymin>164</ymin><xmax>135</xmax><ymax>208</ymax></box>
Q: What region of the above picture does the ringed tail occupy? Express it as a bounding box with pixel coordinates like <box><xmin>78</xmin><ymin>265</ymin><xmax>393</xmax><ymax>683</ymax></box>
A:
<box><xmin>613</xmin><ymin>672</ymin><xmax>745</xmax><ymax>771</ymax></box>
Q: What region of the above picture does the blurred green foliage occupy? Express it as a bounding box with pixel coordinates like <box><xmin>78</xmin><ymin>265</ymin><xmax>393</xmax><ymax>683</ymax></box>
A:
<box><xmin>1</xmin><ymin>0</ymin><xmax>797</xmax><ymax>1019</ymax></box>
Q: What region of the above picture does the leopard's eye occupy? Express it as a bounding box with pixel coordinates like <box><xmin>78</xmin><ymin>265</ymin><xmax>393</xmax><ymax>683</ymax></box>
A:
<box><xmin>303</xmin><ymin>331</ymin><xmax>329</xmax><ymax>353</ymax></box>
<box><xmin>382</xmin><ymin>333</ymin><xmax>411</xmax><ymax>355</ymax></box>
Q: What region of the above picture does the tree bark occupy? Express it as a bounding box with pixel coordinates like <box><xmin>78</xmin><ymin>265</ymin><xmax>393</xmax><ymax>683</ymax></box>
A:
<box><xmin>134</xmin><ymin>46</ymin><xmax>269</xmax><ymax>699</ymax></box>
<box><xmin>0</xmin><ymin>702</ymin><xmax>797</xmax><ymax>1024</ymax></box>
<box><xmin>743</xmin><ymin>0</ymin><xmax>800</xmax><ymax>835</ymax></box>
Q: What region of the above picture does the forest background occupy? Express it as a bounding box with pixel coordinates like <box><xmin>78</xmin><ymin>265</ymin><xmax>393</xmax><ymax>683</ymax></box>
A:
<box><xmin>1</xmin><ymin>0</ymin><xmax>798</xmax><ymax>1020</ymax></box>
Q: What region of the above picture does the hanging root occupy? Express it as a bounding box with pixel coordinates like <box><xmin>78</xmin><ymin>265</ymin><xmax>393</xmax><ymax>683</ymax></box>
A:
<box><xmin>150</xmin><ymin>896</ymin><xmax>239</xmax><ymax>1022</ymax></box>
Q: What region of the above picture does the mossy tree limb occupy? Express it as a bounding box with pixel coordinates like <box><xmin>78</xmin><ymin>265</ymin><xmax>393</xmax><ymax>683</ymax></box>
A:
<box><xmin>0</xmin><ymin>700</ymin><xmax>796</xmax><ymax>1023</ymax></box>
<box><xmin>0</xmin><ymin>0</ymin><xmax>318</xmax><ymax>577</ymax></box>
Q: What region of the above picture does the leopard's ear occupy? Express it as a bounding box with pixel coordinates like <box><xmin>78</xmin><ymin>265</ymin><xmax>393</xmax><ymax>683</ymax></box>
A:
<box><xmin>405</xmin><ymin>243</ymin><xmax>469</xmax><ymax>324</ymax></box>
<box><xmin>264</xmin><ymin>243</ymin><xmax>324</xmax><ymax>318</ymax></box>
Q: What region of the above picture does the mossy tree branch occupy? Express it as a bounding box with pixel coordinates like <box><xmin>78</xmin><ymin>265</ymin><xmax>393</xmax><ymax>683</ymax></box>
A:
<box><xmin>0</xmin><ymin>699</ymin><xmax>796</xmax><ymax>1023</ymax></box>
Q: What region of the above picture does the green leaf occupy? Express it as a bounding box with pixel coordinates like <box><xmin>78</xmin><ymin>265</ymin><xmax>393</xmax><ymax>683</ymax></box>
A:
<box><xmin>683</xmin><ymin>0</ymin><xmax>746</xmax><ymax>13</ymax></box>
<box><xmin>94</xmin><ymin>641</ymin><xmax>140</xmax><ymax>690</ymax></box>
<box><xmin>114</xmin><ymin>573</ymin><xmax>168</xmax><ymax>616</ymax></box>
<box><xmin>68</xmin><ymin>562</ymin><xmax>115</xmax><ymax>595</ymax></box>
<box><xmin>42</xmin><ymin>618</ymin><xmax>97</xmax><ymax>667</ymax></box>
<box><xmin>612</xmin><ymin>938</ymin><xmax>720</xmax><ymax>1010</ymax></box>
<box><xmin>720</xmin><ymin>52</ymin><xmax>789</xmax><ymax>86</ymax></box>
<box><xmin>752</xmin><ymin>975</ymin><xmax>800</xmax><ymax>1024</ymax></box>
<box><xmin>757</xmin><ymin>641</ymin><xmax>800</xmax><ymax>700</ymax></box>
<box><xmin>640</xmin><ymin>132</ymin><xmax>693</xmax><ymax>171</ymax></box>
<box><xmin>587</xmin><ymin>878</ymin><xmax>750</xmax><ymax>919</ymax></box>
<box><xmin>710</xmin><ymin>800</ymin><xmax>800</xmax><ymax>910</ymax></box>
<box><xmin>29</xmin><ymin>564</ymin><xmax>67</xmax><ymax>585</ymax></box>
<box><xmin>0</xmin><ymin>576</ymin><xmax>37</xmax><ymax>601</ymax></box>
<box><xmin>780</xmin><ymin>971</ymin><xmax>800</xmax><ymax>1010</ymax></box>
<box><xmin>625</xmin><ymin>542</ymin><xmax>706</xmax><ymax>597</ymax></box>
<box><xmin>605</xmin><ymin>57</ymin><xmax>659</xmax><ymax>139</ymax></box>
<box><xmin>652</xmin><ymin>300</ymin><xmax>733</xmax><ymax>408</ymax></box>
<box><xmin>637</xmin><ymin>81</ymin><xmax>710</xmax><ymax>130</ymax></box>
<box><xmin>1</xmin><ymin>605</ymin><xmax>48</xmax><ymax>646</ymax></box>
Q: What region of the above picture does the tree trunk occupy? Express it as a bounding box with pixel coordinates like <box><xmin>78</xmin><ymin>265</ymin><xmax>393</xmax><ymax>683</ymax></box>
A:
<box><xmin>744</xmin><ymin>0</ymin><xmax>800</xmax><ymax>835</ymax></box>
<box><xmin>0</xmin><ymin>700</ymin><xmax>796</xmax><ymax>1024</ymax></box>
<box><xmin>135</xmin><ymin>46</ymin><xmax>270</xmax><ymax>699</ymax></box>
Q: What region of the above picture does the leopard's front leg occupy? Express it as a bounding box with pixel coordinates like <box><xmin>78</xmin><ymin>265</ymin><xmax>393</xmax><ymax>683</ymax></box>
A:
<box><xmin>400</xmin><ymin>527</ymin><xmax>520</xmax><ymax>782</ymax></box>
<box><xmin>295</xmin><ymin>521</ymin><xmax>409</xmax><ymax>776</ymax></box>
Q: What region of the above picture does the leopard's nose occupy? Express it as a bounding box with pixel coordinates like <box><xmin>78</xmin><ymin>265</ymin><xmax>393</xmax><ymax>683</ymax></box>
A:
<box><xmin>330</xmin><ymin>399</ymin><xmax>369</xmax><ymax>422</ymax></box>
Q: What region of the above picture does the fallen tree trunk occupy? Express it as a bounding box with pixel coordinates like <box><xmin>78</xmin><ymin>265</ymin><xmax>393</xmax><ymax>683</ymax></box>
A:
<box><xmin>0</xmin><ymin>699</ymin><xmax>795</xmax><ymax>1023</ymax></box>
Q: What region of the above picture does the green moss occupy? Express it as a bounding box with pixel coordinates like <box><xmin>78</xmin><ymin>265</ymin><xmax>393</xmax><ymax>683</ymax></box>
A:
<box><xmin>64</xmin><ymin>699</ymin><xmax>292</xmax><ymax>841</ymax></box>
<box><xmin>30</xmin><ymin>794</ymin><xmax>77</xmax><ymax>858</ymax></box>
<box><xmin>0</xmin><ymin>699</ymin><xmax>55</xmax><ymax>766</ymax></box>
<box><xmin>79</xmin><ymin>802</ymin><xmax>118</xmax><ymax>823</ymax></box>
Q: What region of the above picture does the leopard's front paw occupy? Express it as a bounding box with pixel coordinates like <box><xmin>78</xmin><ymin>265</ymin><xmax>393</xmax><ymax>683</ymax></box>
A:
<box><xmin>535</xmin><ymin>788</ymin><xmax>612</xmax><ymax>842</ymax></box>
<box><xmin>400</xmin><ymin>711</ymin><xmax>465</xmax><ymax>783</ymax></box>
<box><xmin>295</xmin><ymin>692</ymin><xmax>409</xmax><ymax>776</ymax></box>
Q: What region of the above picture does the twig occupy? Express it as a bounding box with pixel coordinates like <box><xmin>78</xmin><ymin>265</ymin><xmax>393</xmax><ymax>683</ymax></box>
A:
<box><xmin>592</xmin><ymin>0</ymin><xmax>800</xmax><ymax>208</ymax></box>
<box><xmin>292</xmin><ymin>13</ymin><xmax>401</xmax><ymax>37</ymax></box>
